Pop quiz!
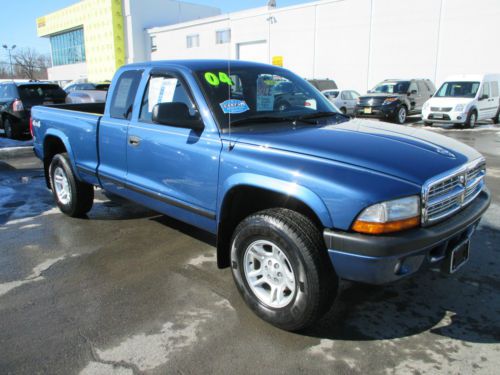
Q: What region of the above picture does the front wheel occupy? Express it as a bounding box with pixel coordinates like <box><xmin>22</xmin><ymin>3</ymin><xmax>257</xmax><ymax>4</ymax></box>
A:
<box><xmin>230</xmin><ymin>208</ymin><xmax>338</xmax><ymax>331</ymax></box>
<box><xmin>465</xmin><ymin>110</ymin><xmax>477</xmax><ymax>128</ymax></box>
<box><xmin>394</xmin><ymin>106</ymin><xmax>407</xmax><ymax>124</ymax></box>
<box><xmin>49</xmin><ymin>153</ymin><xmax>94</xmax><ymax>217</ymax></box>
<box><xmin>424</xmin><ymin>121</ymin><xmax>433</xmax><ymax>126</ymax></box>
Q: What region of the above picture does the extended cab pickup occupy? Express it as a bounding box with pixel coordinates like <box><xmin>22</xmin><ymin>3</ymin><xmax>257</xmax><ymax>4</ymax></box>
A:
<box><xmin>31</xmin><ymin>60</ymin><xmax>490</xmax><ymax>331</ymax></box>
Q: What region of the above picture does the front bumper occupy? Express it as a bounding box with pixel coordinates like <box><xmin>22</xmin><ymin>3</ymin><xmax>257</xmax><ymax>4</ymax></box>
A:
<box><xmin>422</xmin><ymin>109</ymin><xmax>468</xmax><ymax>124</ymax></box>
<box><xmin>324</xmin><ymin>188</ymin><xmax>491</xmax><ymax>284</ymax></box>
<box><xmin>354</xmin><ymin>104</ymin><xmax>397</xmax><ymax>119</ymax></box>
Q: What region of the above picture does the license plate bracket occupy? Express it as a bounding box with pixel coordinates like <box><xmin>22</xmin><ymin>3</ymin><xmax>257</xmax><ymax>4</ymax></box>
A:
<box><xmin>433</xmin><ymin>113</ymin><xmax>444</xmax><ymax>119</ymax></box>
<box><xmin>364</xmin><ymin>107</ymin><xmax>372</xmax><ymax>114</ymax></box>
<box><xmin>443</xmin><ymin>239</ymin><xmax>470</xmax><ymax>274</ymax></box>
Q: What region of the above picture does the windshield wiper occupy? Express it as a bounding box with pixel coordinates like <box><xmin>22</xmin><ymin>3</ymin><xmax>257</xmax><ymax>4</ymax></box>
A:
<box><xmin>230</xmin><ymin>115</ymin><xmax>318</xmax><ymax>127</ymax></box>
<box><xmin>296</xmin><ymin>111</ymin><xmax>348</xmax><ymax>120</ymax></box>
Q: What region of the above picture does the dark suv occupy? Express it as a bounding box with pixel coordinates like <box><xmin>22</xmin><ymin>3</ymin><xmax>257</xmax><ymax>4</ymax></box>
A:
<box><xmin>0</xmin><ymin>81</ymin><xmax>66</xmax><ymax>139</ymax></box>
<box><xmin>355</xmin><ymin>79</ymin><xmax>435</xmax><ymax>124</ymax></box>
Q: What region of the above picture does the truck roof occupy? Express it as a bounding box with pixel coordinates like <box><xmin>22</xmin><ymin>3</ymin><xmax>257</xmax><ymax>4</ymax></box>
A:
<box><xmin>124</xmin><ymin>59</ymin><xmax>282</xmax><ymax>71</ymax></box>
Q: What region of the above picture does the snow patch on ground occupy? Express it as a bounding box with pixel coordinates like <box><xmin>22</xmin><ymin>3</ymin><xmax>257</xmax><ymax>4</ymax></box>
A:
<box><xmin>0</xmin><ymin>256</ymin><xmax>66</xmax><ymax>297</ymax></box>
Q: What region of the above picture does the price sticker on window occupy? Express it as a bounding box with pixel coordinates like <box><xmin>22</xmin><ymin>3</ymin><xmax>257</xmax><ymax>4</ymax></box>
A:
<box><xmin>204</xmin><ymin>72</ymin><xmax>234</xmax><ymax>86</ymax></box>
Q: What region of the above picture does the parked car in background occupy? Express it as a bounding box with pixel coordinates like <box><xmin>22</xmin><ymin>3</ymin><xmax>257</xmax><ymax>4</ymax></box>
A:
<box><xmin>355</xmin><ymin>79</ymin><xmax>435</xmax><ymax>124</ymax></box>
<box><xmin>64</xmin><ymin>82</ymin><xmax>110</xmax><ymax>93</ymax></box>
<box><xmin>322</xmin><ymin>89</ymin><xmax>360</xmax><ymax>115</ymax></box>
<box><xmin>0</xmin><ymin>81</ymin><xmax>66</xmax><ymax>139</ymax></box>
<box><xmin>64</xmin><ymin>82</ymin><xmax>110</xmax><ymax>104</ymax></box>
<box><xmin>307</xmin><ymin>78</ymin><xmax>337</xmax><ymax>91</ymax></box>
<box><xmin>422</xmin><ymin>74</ymin><xmax>500</xmax><ymax>128</ymax></box>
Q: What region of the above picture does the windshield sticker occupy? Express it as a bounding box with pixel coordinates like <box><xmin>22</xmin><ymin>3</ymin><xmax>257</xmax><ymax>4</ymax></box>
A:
<box><xmin>205</xmin><ymin>72</ymin><xmax>234</xmax><ymax>86</ymax></box>
<box><xmin>257</xmin><ymin>96</ymin><xmax>274</xmax><ymax>111</ymax></box>
<box><xmin>256</xmin><ymin>75</ymin><xmax>275</xmax><ymax>111</ymax></box>
<box><xmin>220</xmin><ymin>99</ymin><xmax>249</xmax><ymax>114</ymax></box>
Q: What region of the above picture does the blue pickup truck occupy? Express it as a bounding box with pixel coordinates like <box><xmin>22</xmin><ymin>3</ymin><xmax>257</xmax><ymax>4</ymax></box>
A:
<box><xmin>31</xmin><ymin>60</ymin><xmax>490</xmax><ymax>331</ymax></box>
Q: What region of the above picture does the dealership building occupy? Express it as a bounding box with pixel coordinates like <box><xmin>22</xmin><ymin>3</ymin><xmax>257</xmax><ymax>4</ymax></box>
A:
<box><xmin>36</xmin><ymin>0</ymin><xmax>219</xmax><ymax>82</ymax></box>
<box><xmin>39</xmin><ymin>0</ymin><xmax>500</xmax><ymax>91</ymax></box>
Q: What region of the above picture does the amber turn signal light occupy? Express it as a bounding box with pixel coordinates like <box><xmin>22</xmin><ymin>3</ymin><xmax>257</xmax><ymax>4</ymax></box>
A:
<box><xmin>352</xmin><ymin>216</ymin><xmax>420</xmax><ymax>235</ymax></box>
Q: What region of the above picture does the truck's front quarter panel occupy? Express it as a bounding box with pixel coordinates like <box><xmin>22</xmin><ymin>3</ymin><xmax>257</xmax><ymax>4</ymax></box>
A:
<box><xmin>218</xmin><ymin>140</ymin><xmax>421</xmax><ymax>231</ymax></box>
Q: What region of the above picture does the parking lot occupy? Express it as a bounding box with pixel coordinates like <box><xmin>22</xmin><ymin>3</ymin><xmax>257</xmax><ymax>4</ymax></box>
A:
<box><xmin>1</xmin><ymin>120</ymin><xmax>499</xmax><ymax>374</ymax></box>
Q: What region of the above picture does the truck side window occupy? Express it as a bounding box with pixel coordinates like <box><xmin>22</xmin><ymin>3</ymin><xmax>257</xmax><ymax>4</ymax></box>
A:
<box><xmin>139</xmin><ymin>75</ymin><xmax>197</xmax><ymax>123</ymax></box>
<box><xmin>109</xmin><ymin>70</ymin><xmax>143</xmax><ymax>120</ymax></box>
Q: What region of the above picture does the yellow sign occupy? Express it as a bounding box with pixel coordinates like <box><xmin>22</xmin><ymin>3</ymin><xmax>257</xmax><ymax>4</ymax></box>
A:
<box><xmin>272</xmin><ymin>56</ymin><xmax>283</xmax><ymax>67</ymax></box>
<box><xmin>37</xmin><ymin>17</ymin><xmax>46</xmax><ymax>29</ymax></box>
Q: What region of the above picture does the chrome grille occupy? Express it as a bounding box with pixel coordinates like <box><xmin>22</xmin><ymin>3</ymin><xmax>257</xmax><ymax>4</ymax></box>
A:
<box><xmin>422</xmin><ymin>158</ymin><xmax>486</xmax><ymax>225</ymax></box>
<box><xmin>430</xmin><ymin>107</ymin><xmax>452</xmax><ymax>112</ymax></box>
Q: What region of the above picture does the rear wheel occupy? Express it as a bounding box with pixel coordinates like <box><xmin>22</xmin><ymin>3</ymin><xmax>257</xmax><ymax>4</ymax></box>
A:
<box><xmin>492</xmin><ymin>108</ymin><xmax>500</xmax><ymax>124</ymax></box>
<box><xmin>4</xmin><ymin>118</ymin><xmax>21</xmax><ymax>139</ymax></box>
<box><xmin>230</xmin><ymin>208</ymin><xmax>338</xmax><ymax>331</ymax></box>
<box><xmin>340</xmin><ymin>107</ymin><xmax>347</xmax><ymax>115</ymax></box>
<box><xmin>49</xmin><ymin>153</ymin><xmax>94</xmax><ymax>217</ymax></box>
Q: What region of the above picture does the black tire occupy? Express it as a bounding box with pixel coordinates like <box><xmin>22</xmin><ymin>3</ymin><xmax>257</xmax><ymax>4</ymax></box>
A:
<box><xmin>230</xmin><ymin>208</ymin><xmax>338</xmax><ymax>331</ymax></box>
<box><xmin>393</xmin><ymin>106</ymin><xmax>407</xmax><ymax>124</ymax></box>
<box><xmin>465</xmin><ymin>110</ymin><xmax>477</xmax><ymax>128</ymax></box>
<box><xmin>340</xmin><ymin>107</ymin><xmax>347</xmax><ymax>115</ymax></box>
<box><xmin>49</xmin><ymin>153</ymin><xmax>94</xmax><ymax>217</ymax></box>
<box><xmin>492</xmin><ymin>108</ymin><xmax>500</xmax><ymax>124</ymax></box>
<box><xmin>4</xmin><ymin>118</ymin><xmax>21</xmax><ymax>139</ymax></box>
<box><xmin>423</xmin><ymin>121</ymin><xmax>433</xmax><ymax>126</ymax></box>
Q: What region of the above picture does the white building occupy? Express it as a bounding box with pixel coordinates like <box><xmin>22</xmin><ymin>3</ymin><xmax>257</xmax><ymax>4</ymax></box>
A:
<box><xmin>147</xmin><ymin>0</ymin><xmax>500</xmax><ymax>92</ymax></box>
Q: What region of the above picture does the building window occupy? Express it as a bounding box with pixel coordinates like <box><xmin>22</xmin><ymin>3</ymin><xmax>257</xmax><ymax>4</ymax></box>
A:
<box><xmin>186</xmin><ymin>34</ymin><xmax>200</xmax><ymax>48</ymax></box>
<box><xmin>151</xmin><ymin>35</ymin><xmax>157</xmax><ymax>52</ymax></box>
<box><xmin>216</xmin><ymin>29</ymin><xmax>231</xmax><ymax>44</ymax></box>
<box><xmin>50</xmin><ymin>28</ymin><xmax>86</xmax><ymax>66</ymax></box>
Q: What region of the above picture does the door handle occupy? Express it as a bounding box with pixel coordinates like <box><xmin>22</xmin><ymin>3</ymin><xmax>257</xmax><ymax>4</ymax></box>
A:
<box><xmin>128</xmin><ymin>136</ymin><xmax>141</xmax><ymax>146</ymax></box>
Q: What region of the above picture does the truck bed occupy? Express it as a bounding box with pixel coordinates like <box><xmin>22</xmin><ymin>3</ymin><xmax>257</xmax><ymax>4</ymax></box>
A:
<box><xmin>32</xmin><ymin>104</ymin><xmax>103</xmax><ymax>186</ymax></box>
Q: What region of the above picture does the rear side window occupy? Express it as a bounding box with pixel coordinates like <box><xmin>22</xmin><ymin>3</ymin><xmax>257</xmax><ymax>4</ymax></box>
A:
<box><xmin>110</xmin><ymin>70</ymin><xmax>143</xmax><ymax>120</ymax></box>
<box><xmin>18</xmin><ymin>85</ymin><xmax>66</xmax><ymax>100</ymax></box>
<box><xmin>490</xmin><ymin>81</ymin><xmax>499</xmax><ymax>97</ymax></box>
<box><xmin>139</xmin><ymin>75</ymin><xmax>197</xmax><ymax>123</ymax></box>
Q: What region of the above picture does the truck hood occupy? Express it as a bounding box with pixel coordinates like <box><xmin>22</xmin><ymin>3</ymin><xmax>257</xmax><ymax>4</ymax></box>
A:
<box><xmin>230</xmin><ymin>119</ymin><xmax>481</xmax><ymax>185</ymax></box>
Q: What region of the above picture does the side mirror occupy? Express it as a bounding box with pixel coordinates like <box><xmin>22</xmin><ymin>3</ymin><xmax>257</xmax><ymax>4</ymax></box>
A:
<box><xmin>480</xmin><ymin>94</ymin><xmax>489</xmax><ymax>100</ymax></box>
<box><xmin>152</xmin><ymin>102</ymin><xmax>204</xmax><ymax>130</ymax></box>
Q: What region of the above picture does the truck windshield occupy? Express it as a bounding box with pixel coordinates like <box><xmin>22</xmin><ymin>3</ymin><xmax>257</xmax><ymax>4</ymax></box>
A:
<box><xmin>370</xmin><ymin>81</ymin><xmax>409</xmax><ymax>94</ymax></box>
<box><xmin>435</xmin><ymin>81</ymin><xmax>480</xmax><ymax>98</ymax></box>
<box><xmin>194</xmin><ymin>66</ymin><xmax>339</xmax><ymax>129</ymax></box>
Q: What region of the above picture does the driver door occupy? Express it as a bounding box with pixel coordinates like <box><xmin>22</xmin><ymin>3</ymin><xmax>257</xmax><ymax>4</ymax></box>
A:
<box><xmin>126</xmin><ymin>70</ymin><xmax>222</xmax><ymax>229</ymax></box>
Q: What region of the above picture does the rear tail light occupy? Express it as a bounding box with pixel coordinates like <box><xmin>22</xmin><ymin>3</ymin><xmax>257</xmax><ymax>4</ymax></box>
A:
<box><xmin>29</xmin><ymin>117</ymin><xmax>34</xmax><ymax>137</ymax></box>
<box><xmin>12</xmin><ymin>99</ymin><xmax>24</xmax><ymax>112</ymax></box>
<box><xmin>304</xmin><ymin>101</ymin><xmax>311</xmax><ymax>107</ymax></box>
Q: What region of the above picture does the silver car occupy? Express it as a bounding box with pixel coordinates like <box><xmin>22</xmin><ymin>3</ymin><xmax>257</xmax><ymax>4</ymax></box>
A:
<box><xmin>322</xmin><ymin>89</ymin><xmax>360</xmax><ymax>115</ymax></box>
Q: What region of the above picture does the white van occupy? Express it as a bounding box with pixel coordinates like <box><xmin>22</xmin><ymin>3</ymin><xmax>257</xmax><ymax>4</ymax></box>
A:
<box><xmin>422</xmin><ymin>74</ymin><xmax>500</xmax><ymax>128</ymax></box>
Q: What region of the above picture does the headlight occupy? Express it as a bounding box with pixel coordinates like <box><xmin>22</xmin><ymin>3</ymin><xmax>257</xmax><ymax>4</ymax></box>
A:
<box><xmin>383</xmin><ymin>98</ymin><xmax>398</xmax><ymax>105</ymax></box>
<box><xmin>454</xmin><ymin>104</ymin><xmax>465</xmax><ymax>112</ymax></box>
<box><xmin>352</xmin><ymin>196</ymin><xmax>420</xmax><ymax>234</ymax></box>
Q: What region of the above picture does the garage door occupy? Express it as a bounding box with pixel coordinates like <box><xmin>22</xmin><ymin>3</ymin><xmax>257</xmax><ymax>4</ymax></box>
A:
<box><xmin>237</xmin><ymin>41</ymin><xmax>268</xmax><ymax>64</ymax></box>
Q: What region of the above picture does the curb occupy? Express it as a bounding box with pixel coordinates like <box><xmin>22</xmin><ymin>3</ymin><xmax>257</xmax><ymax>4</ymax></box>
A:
<box><xmin>0</xmin><ymin>146</ymin><xmax>34</xmax><ymax>159</ymax></box>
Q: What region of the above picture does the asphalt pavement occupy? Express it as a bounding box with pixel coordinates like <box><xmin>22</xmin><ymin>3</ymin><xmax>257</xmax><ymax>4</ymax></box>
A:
<box><xmin>1</xmin><ymin>121</ymin><xmax>499</xmax><ymax>374</ymax></box>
